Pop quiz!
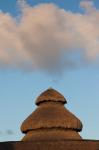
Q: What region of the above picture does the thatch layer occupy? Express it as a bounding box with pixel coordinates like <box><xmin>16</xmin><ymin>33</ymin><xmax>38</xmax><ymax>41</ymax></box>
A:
<box><xmin>22</xmin><ymin>129</ymin><xmax>82</xmax><ymax>141</ymax></box>
<box><xmin>21</xmin><ymin>103</ymin><xmax>83</xmax><ymax>133</ymax></box>
<box><xmin>1</xmin><ymin>140</ymin><xmax>99</xmax><ymax>150</ymax></box>
<box><xmin>35</xmin><ymin>88</ymin><xmax>67</xmax><ymax>105</ymax></box>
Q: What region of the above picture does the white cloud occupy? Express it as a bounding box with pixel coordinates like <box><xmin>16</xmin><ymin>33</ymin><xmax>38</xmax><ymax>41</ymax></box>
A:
<box><xmin>0</xmin><ymin>1</ymin><xmax>99</xmax><ymax>73</ymax></box>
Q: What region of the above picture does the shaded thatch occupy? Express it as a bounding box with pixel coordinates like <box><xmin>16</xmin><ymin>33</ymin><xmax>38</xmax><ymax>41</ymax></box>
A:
<box><xmin>22</xmin><ymin>129</ymin><xmax>82</xmax><ymax>141</ymax></box>
<box><xmin>1</xmin><ymin>140</ymin><xmax>99</xmax><ymax>150</ymax></box>
<box><xmin>35</xmin><ymin>88</ymin><xmax>67</xmax><ymax>105</ymax></box>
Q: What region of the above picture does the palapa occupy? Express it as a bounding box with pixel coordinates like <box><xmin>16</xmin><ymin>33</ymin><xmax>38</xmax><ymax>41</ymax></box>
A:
<box><xmin>21</xmin><ymin>88</ymin><xmax>83</xmax><ymax>141</ymax></box>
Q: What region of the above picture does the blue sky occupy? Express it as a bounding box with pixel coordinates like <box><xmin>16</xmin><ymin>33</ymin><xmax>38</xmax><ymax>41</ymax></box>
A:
<box><xmin>0</xmin><ymin>0</ymin><xmax>99</xmax><ymax>142</ymax></box>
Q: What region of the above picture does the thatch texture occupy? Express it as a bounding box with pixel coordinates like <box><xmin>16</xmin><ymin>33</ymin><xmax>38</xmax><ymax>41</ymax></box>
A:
<box><xmin>1</xmin><ymin>140</ymin><xmax>99</xmax><ymax>150</ymax></box>
<box><xmin>35</xmin><ymin>88</ymin><xmax>67</xmax><ymax>105</ymax></box>
<box><xmin>0</xmin><ymin>140</ymin><xmax>99</xmax><ymax>150</ymax></box>
<box><xmin>21</xmin><ymin>88</ymin><xmax>83</xmax><ymax>141</ymax></box>
<box><xmin>21</xmin><ymin>103</ymin><xmax>83</xmax><ymax>133</ymax></box>
<box><xmin>22</xmin><ymin>129</ymin><xmax>82</xmax><ymax>141</ymax></box>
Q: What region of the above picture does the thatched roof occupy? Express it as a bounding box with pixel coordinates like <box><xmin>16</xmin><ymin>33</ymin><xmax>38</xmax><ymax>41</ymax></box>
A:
<box><xmin>21</xmin><ymin>88</ymin><xmax>83</xmax><ymax>141</ymax></box>
<box><xmin>21</xmin><ymin>104</ymin><xmax>83</xmax><ymax>133</ymax></box>
<box><xmin>1</xmin><ymin>140</ymin><xmax>99</xmax><ymax>150</ymax></box>
<box><xmin>22</xmin><ymin>129</ymin><xmax>82</xmax><ymax>141</ymax></box>
<box><xmin>35</xmin><ymin>88</ymin><xmax>67</xmax><ymax>105</ymax></box>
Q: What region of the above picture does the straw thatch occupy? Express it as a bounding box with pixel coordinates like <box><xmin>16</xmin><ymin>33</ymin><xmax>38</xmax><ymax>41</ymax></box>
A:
<box><xmin>22</xmin><ymin>129</ymin><xmax>82</xmax><ymax>141</ymax></box>
<box><xmin>21</xmin><ymin>103</ymin><xmax>83</xmax><ymax>134</ymax></box>
<box><xmin>21</xmin><ymin>88</ymin><xmax>83</xmax><ymax>141</ymax></box>
<box><xmin>1</xmin><ymin>140</ymin><xmax>99</xmax><ymax>150</ymax></box>
<box><xmin>35</xmin><ymin>88</ymin><xmax>67</xmax><ymax>105</ymax></box>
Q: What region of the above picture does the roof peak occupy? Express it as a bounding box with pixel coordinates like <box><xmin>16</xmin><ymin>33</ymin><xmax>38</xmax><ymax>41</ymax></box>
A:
<box><xmin>35</xmin><ymin>88</ymin><xmax>67</xmax><ymax>106</ymax></box>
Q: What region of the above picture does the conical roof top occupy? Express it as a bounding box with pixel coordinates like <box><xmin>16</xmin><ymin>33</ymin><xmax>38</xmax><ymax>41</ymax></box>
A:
<box><xmin>35</xmin><ymin>88</ymin><xmax>67</xmax><ymax>105</ymax></box>
<box><xmin>21</xmin><ymin>88</ymin><xmax>83</xmax><ymax>141</ymax></box>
